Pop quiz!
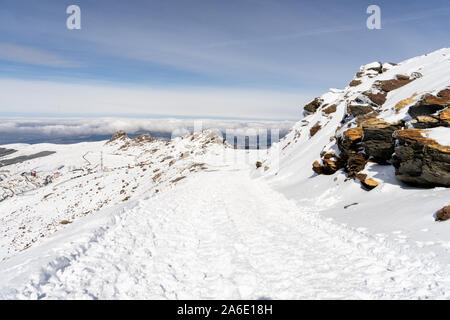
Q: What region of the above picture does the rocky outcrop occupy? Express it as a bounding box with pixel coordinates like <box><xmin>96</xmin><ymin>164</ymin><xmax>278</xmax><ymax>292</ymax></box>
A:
<box><xmin>107</xmin><ymin>130</ymin><xmax>129</xmax><ymax>143</ymax></box>
<box><xmin>439</xmin><ymin>108</ymin><xmax>450</xmax><ymax>126</ymax></box>
<box><xmin>303</xmin><ymin>97</ymin><xmax>323</xmax><ymax>114</ymax></box>
<box><xmin>304</xmin><ymin>55</ymin><xmax>449</xmax><ymax>191</ymax></box>
<box><xmin>322</xmin><ymin>104</ymin><xmax>337</xmax><ymax>114</ymax></box>
<box><xmin>336</xmin><ymin>127</ymin><xmax>368</xmax><ymax>177</ymax></box>
<box><xmin>408</xmin><ymin>91</ymin><xmax>449</xmax><ymax>119</ymax></box>
<box><xmin>310</xmin><ymin>122</ymin><xmax>322</xmax><ymax>137</ymax></box>
<box><xmin>349</xmin><ymin>80</ymin><xmax>362</xmax><ymax>87</ymax></box>
<box><xmin>392</xmin><ymin>129</ymin><xmax>450</xmax><ymax>187</ymax></box>
<box><xmin>376</xmin><ymin>79</ymin><xmax>414</xmax><ymax>92</ymax></box>
<box><xmin>132</xmin><ymin>134</ymin><xmax>155</xmax><ymax>144</ymax></box>
<box><xmin>361</xmin><ymin>119</ymin><xmax>403</xmax><ymax>164</ymax></box>
<box><xmin>312</xmin><ymin>152</ymin><xmax>345</xmax><ymax>175</ymax></box>
<box><xmin>339</xmin><ymin>127</ymin><xmax>363</xmax><ymax>152</ymax></box>
<box><xmin>347</xmin><ymin>104</ymin><xmax>375</xmax><ymax>117</ymax></box>
<box><xmin>363</xmin><ymin>91</ymin><xmax>387</xmax><ymax>106</ymax></box>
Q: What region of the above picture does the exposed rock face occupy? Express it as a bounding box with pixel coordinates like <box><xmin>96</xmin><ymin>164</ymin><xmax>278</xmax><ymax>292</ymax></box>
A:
<box><xmin>377</xmin><ymin>79</ymin><xmax>413</xmax><ymax>92</ymax></box>
<box><xmin>436</xmin><ymin>205</ymin><xmax>450</xmax><ymax>221</ymax></box>
<box><xmin>363</xmin><ymin>91</ymin><xmax>387</xmax><ymax>106</ymax></box>
<box><xmin>346</xmin><ymin>153</ymin><xmax>367</xmax><ymax>177</ymax></box>
<box><xmin>411</xmin><ymin>116</ymin><xmax>440</xmax><ymax>129</ymax></box>
<box><xmin>132</xmin><ymin>134</ymin><xmax>155</xmax><ymax>144</ymax></box>
<box><xmin>395</xmin><ymin>74</ymin><xmax>410</xmax><ymax>81</ymax></box>
<box><xmin>392</xmin><ymin>129</ymin><xmax>450</xmax><ymax>187</ymax></box>
<box><xmin>303</xmin><ymin>97</ymin><xmax>323</xmax><ymax>114</ymax></box>
<box><xmin>336</xmin><ymin>127</ymin><xmax>368</xmax><ymax>177</ymax></box>
<box><xmin>310</xmin><ymin>122</ymin><xmax>322</xmax><ymax>137</ymax></box>
<box><xmin>312</xmin><ymin>152</ymin><xmax>345</xmax><ymax>175</ymax></box>
<box><xmin>439</xmin><ymin>108</ymin><xmax>450</xmax><ymax>126</ymax></box>
<box><xmin>303</xmin><ymin>55</ymin><xmax>449</xmax><ymax>191</ymax></box>
<box><xmin>349</xmin><ymin>80</ymin><xmax>362</xmax><ymax>87</ymax></box>
<box><xmin>322</xmin><ymin>104</ymin><xmax>337</xmax><ymax>114</ymax></box>
<box><xmin>408</xmin><ymin>91</ymin><xmax>449</xmax><ymax>119</ymax></box>
<box><xmin>108</xmin><ymin>130</ymin><xmax>129</xmax><ymax>143</ymax></box>
<box><xmin>361</xmin><ymin>119</ymin><xmax>403</xmax><ymax>164</ymax></box>
<box><xmin>348</xmin><ymin>104</ymin><xmax>375</xmax><ymax>117</ymax></box>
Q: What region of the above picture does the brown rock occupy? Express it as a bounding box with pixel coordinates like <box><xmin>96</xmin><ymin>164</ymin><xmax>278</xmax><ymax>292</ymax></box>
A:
<box><xmin>256</xmin><ymin>161</ymin><xmax>263</xmax><ymax>168</ymax></box>
<box><xmin>438</xmin><ymin>88</ymin><xmax>450</xmax><ymax>99</ymax></box>
<box><xmin>363</xmin><ymin>91</ymin><xmax>387</xmax><ymax>106</ymax></box>
<box><xmin>361</xmin><ymin>119</ymin><xmax>403</xmax><ymax>164</ymax></box>
<box><xmin>361</xmin><ymin>178</ymin><xmax>379</xmax><ymax>190</ymax></box>
<box><xmin>349</xmin><ymin>80</ymin><xmax>362</xmax><ymax>87</ymax></box>
<box><xmin>304</xmin><ymin>97</ymin><xmax>323</xmax><ymax>114</ymax></box>
<box><xmin>439</xmin><ymin>108</ymin><xmax>450</xmax><ymax>126</ymax></box>
<box><xmin>378</xmin><ymin>79</ymin><xmax>413</xmax><ymax>92</ymax></box>
<box><xmin>343</xmin><ymin>127</ymin><xmax>363</xmax><ymax>143</ymax></box>
<box><xmin>310</xmin><ymin>122</ymin><xmax>322</xmax><ymax>137</ymax></box>
<box><xmin>395</xmin><ymin>74</ymin><xmax>410</xmax><ymax>80</ymax></box>
<box><xmin>356</xmin><ymin>173</ymin><xmax>368</xmax><ymax>181</ymax></box>
<box><xmin>322</xmin><ymin>104</ymin><xmax>337</xmax><ymax>114</ymax></box>
<box><xmin>347</xmin><ymin>153</ymin><xmax>367</xmax><ymax>177</ymax></box>
<box><xmin>393</xmin><ymin>129</ymin><xmax>450</xmax><ymax>187</ymax></box>
<box><xmin>411</xmin><ymin>116</ymin><xmax>440</xmax><ymax>129</ymax></box>
<box><xmin>132</xmin><ymin>134</ymin><xmax>154</xmax><ymax>143</ymax></box>
<box><xmin>408</xmin><ymin>93</ymin><xmax>449</xmax><ymax>118</ymax></box>
<box><xmin>395</xmin><ymin>94</ymin><xmax>418</xmax><ymax>113</ymax></box>
<box><xmin>366</xmin><ymin>62</ymin><xmax>383</xmax><ymax>73</ymax></box>
<box><xmin>348</xmin><ymin>104</ymin><xmax>375</xmax><ymax>117</ymax></box>
<box><xmin>312</xmin><ymin>153</ymin><xmax>345</xmax><ymax>175</ymax></box>
<box><xmin>436</xmin><ymin>205</ymin><xmax>450</xmax><ymax>222</ymax></box>
<box><xmin>108</xmin><ymin>130</ymin><xmax>128</xmax><ymax>143</ymax></box>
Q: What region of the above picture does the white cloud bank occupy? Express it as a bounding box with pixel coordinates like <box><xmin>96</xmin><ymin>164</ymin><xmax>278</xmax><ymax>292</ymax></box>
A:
<box><xmin>0</xmin><ymin>79</ymin><xmax>309</xmax><ymax>120</ymax></box>
<box><xmin>0</xmin><ymin>118</ymin><xmax>295</xmax><ymax>139</ymax></box>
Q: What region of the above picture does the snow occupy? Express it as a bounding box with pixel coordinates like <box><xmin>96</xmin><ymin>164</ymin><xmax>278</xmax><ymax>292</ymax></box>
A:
<box><xmin>1</xmin><ymin>167</ymin><xmax>450</xmax><ymax>299</ymax></box>
<box><xmin>0</xmin><ymin>49</ymin><xmax>450</xmax><ymax>299</ymax></box>
<box><xmin>424</xmin><ymin>127</ymin><xmax>450</xmax><ymax>146</ymax></box>
<box><xmin>261</xmin><ymin>48</ymin><xmax>450</xmax><ymax>266</ymax></box>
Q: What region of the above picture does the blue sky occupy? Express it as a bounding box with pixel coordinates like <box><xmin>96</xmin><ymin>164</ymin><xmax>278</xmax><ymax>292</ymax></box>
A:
<box><xmin>0</xmin><ymin>0</ymin><xmax>449</xmax><ymax>120</ymax></box>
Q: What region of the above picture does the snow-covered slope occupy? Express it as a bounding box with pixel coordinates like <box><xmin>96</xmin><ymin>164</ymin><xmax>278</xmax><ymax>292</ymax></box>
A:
<box><xmin>0</xmin><ymin>49</ymin><xmax>449</xmax><ymax>300</ymax></box>
<box><xmin>261</xmin><ymin>48</ymin><xmax>450</xmax><ymax>264</ymax></box>
<box><xmin>0</xmin><ymin>131</ymin><xmax>228</xmax><ymax>261</ymax></box>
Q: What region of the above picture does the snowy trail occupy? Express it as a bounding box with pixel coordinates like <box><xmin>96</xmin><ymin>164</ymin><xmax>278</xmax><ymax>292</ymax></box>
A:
<box><xmin>6</xmin><ymin>168</ymin><xmax>450</xmax><ymax>299</ymax></box>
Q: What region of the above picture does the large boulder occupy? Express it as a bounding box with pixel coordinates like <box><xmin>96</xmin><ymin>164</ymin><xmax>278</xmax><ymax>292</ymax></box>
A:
<box><xmin>392</xmin><ymin>129</ymin><xmax>450</xmax><ymax>187</ymax></box>
<box><xmin>361</xmin><ymin>119</ymin><xmax>403</xmax><ymax>164</ymax></box>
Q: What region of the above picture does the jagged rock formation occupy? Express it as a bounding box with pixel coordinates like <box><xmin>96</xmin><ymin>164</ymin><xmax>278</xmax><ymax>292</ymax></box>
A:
<box><xmin>393</xmin><ymin>129</ymin><xmax>450</xmax><ymax>187</ymax></box>
<box><xmin>287</xmin><ymin>49</ymin><xmax>450</xmax><ymax>189</ymax></box>
<box><xmin>107</xmin><ymin>130</ymin><xmax>129</xmax><ymax>144</ymax></box>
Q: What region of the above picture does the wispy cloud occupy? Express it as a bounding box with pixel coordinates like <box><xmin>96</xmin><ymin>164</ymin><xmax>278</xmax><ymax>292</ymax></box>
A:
<box><xmin>0</xmin><ymin>78</ymin><xmax>310</xmax><ymax>120</ymax></box>
<box><xmin>0</xmin><ymin>43</ymin><xmax>80</xmax><ymax>68</ymax></box>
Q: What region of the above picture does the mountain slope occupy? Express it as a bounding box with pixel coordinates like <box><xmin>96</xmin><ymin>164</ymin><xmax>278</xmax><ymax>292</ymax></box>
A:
<box><xmin>2</xmin><ymin>166</ymin><xmax>450</xmax><ymax>299</ymax></box>
<box><xmin>261</xmin><ymin>48</ymin><xmax>450</xmax><ymax>264</ymax></box>
<box><xmin>0</xmin><ymin>49</ymin><xmax>449</xmax><ymax>299</ymax></box>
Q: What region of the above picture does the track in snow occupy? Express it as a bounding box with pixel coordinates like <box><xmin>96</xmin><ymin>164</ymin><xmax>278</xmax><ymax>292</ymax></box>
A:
<box><xmin>13</xmin><ymin>169</ymin><xmax>450</xmax><ymax>299</ymax></box>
